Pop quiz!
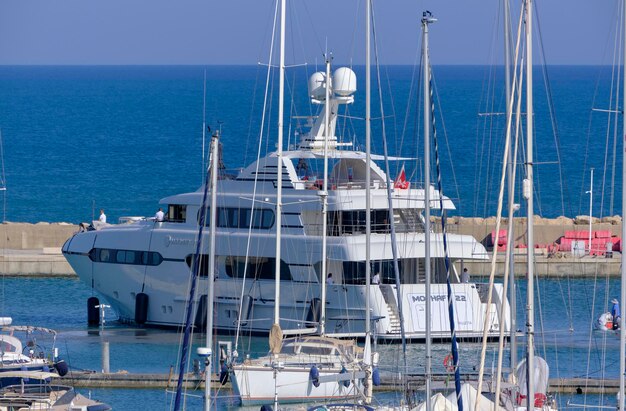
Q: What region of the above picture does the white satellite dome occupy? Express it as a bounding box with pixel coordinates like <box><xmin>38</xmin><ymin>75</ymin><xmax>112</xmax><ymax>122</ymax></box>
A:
<box><xmin>333</xmin><ymin>67</ymin><xmax>357</xmax><ymax>97</ymax></box>
<box><xmin>308</xmin><ymin>71</ymin><xmax>327</xmax><ymax>100</ymax></box>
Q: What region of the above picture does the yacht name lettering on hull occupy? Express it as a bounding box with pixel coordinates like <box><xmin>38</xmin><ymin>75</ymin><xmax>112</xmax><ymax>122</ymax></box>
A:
<box><xmin>165</xmin><ymin>236</ymin><xmax>197</xmax><ymax>247</ymax></box>
<box><xmin>407</xmin><ymin>292</ymin><xmax>474</xmax><ymax>330</ymax></box>
<box><xmin>409</xmin><ymin>294</ymin><xmax>467</xmax><ymax>303</ymax></box>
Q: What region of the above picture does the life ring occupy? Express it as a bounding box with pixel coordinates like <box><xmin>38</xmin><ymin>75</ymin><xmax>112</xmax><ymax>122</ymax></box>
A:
<box><xmin>443</xmin><ymin>353</ymin><xmax>455</xmax><ymax>372</ymax></box>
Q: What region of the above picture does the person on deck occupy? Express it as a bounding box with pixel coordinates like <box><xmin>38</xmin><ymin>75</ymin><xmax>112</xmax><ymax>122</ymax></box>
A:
<box><xmin>461</xmin><ymin>268</ymin><xmax>470</xmax><ymax>283</ymax></box>
<box><xmin>612</xmin><ymin>298</ymin><xmax>621</xmax><ymax>330</ymax></box>
<box><xmin>155</xmin><ymin>207</ymin><xmax>165</xmax><ymax>222</ymax></box>
<box><xmin>372</xmin><ymin>272</ymin><xmax>380</xmax><ymax>285</ymax></box>
<box><xmin>99</xmin><ymin>209</ymin><xmax>107</xmax><ymax>224</ymax></box>
<box><xmin>326</xmin><ymin>273</ymin><xmax>334</xmax><ymax>285</ymax></box>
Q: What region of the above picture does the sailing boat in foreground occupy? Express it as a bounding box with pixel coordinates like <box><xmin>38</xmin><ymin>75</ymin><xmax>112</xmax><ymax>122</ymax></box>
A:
<box><xmin>229</xmin><ymin>2</ymin><xmax>372</xmax><ymax>405</ymax></box>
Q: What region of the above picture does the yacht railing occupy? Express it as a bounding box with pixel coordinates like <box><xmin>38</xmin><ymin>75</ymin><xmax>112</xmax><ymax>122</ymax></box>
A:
<box><xmin>297</xmin><ymin>178</ymin><xmax>388</xmax><ymax>191</ymax></box>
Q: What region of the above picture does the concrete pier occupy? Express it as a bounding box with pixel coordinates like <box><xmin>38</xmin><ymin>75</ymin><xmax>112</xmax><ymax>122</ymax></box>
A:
<box><xmin>0</xmin><ymin>219</ymin><xmax>623</xmax><ymax>277</ymax></box>
<box><xmin>53</xmin><ymin>370</ymin><xmax>219</xmax><ymax>389</ymax></box>
<box><xmin>51</xmin><ymin>370</ymin><xmax>621</xmax><ymax>394</ymax></box>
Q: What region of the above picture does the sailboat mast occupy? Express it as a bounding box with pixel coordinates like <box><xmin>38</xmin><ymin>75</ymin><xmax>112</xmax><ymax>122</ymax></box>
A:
<box><xmin>365</xmin><ymin>0</ymin><xmax>372</xmax><ymax>340</ymax></box>
<box><xmin>422</xmin><ymin>11</ymin><xmax>435</xmax><ymax>409</ymax></box>
<box><xmin>619</xmin><ymin>0</ymin><xmax>626</xmax><ymax>411</ymax></box>
<box><xmin>587</xmin><ymin>167</ymin><xmax>593</xmax><ymax>255</ymax></box>
<box><xmin>274</xmin><ymin>0</ymin><xmax>286</xmax><ymax>327</ymax></box>
<box><xmin>320</xmin><ymin>55</ymin><xmax>331</xmax><ymax>336</ymax></box>
<box><xmin>202</xmin><ymin>69</ymin><xmax>207</xmax><ymax>184</ymax></box>
<box><xmin>204</xmin><ymin>132</ymin><xmax>219</xmax><ymax>411</ymax></box>
<box><xmin>523</xmin><ymin>0</ymin><xmax>535</xmax><ymax>409</ymax></box>
<box><xmin>504</xmin><ymin>0</ymin><xmax>518</xmax><ymax>373</ymax></box>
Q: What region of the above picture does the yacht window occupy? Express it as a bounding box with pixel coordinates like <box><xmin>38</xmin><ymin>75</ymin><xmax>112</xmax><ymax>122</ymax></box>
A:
<box><xmin>184</xmin><ymin>254</ymin><xmax>212</xmax><ymax>277</ymax></box>
<box><xmin>89</xmin><ymin>248</ymin><xmax>162</xmax><ymax>266</ymax></box>
<box><xmin>99</xmin><ymin>249</ymin><xmax>112</xmax><ymax>263</ymax></box>
<box><xmin>254</xmin><ymin>209</ymin><xmax>275</xmax><ymax>229</ymax></box>
<box><xmin>168</xmin><ymin>204</ymin><xmax>187</xmax><ymax>223</ymax></box>
<box><xmin>326</xmin><ymin>209</ymin><xmax>423</xmax><ymax>236</ymax></box>
<box><xmin>116</xmin><ymin>250</ymin><xmax>128</xmax><ymax>264</ymax></box>
<box><xmin>342</xmin><ymin>259</ymin><xmax>406</xmax><ymax>285</ymax></box>
<box><xmin>224</xmin><ymin>256</ymin><xmax>292</xmax><ymax>280</ymax></box>
<box><xmin>199</xmin><ymin>207</ymin><xmax>275</xmax><ymax>230</ymax></box>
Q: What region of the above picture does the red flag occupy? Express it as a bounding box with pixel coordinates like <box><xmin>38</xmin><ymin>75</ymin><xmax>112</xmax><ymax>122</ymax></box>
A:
<box><xmin>394</xmin><ymin>165</ymin><xmax>410</xmax><ymax>189</ymax></box>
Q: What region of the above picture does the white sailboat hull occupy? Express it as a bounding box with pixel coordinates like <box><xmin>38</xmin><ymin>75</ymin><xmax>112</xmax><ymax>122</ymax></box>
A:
<box><xmin>231</xmin><ymin>364</ymin><xmax>364</xmax><ymax>405</ymax></box>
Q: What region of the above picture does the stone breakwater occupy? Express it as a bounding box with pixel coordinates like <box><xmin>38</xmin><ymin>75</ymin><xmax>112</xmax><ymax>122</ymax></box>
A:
<box><xmin>0</xmin><ymin>222</ymin><xmax>77</xmax><ymax>276</ymax></box>
<box><xmin>439</xmin><ymin>215</ymin><xmax>623</xmax><ymax>247</ymax></box>
<box><xmin>0</xmin><ymin>218</ymin><xmax>622</xmax><ymax>277</ymax></box>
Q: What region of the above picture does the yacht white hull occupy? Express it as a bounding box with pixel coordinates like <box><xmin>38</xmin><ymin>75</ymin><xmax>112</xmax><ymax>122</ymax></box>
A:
<box><xmin>63</xmin><ymin>223</ymin><xmax>509</xmax><ymax>340</ymax></box>
<box><xmin>62</xmin><ymin>142</ymin><xmax>509</xmax><ymax>342</ymax></box>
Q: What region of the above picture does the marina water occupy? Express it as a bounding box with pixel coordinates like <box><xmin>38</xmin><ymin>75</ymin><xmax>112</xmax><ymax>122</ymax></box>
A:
<box><xmin>2</xmin><ymin>275</ymin><xmax>619</xmax><ymax>409</ymax></box>
<box><xmin>0</xmin><ymin>65</ymin><xmax>621</xmax><ymax>408</ymax></box>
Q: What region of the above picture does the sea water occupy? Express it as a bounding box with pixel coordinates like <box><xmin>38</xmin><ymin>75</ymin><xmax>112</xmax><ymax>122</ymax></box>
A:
<box><xmin>0</xmin><ymin>275</ymin><xmax>620</xmax><ymax>409</ymax></box>
<box><xmin>0</xmin><ymin>65</ymin><xmax>618</xmax><ymax>223</ymax></box>
<box><xmin>0</xmin><ymin>65</ymin><xmax>621</xmax><ymax>409</ymax></box>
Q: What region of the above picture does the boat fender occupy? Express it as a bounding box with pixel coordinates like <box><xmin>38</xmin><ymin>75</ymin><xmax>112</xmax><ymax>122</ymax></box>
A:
<box><xmin>219</xmin><ymin>363</ymin><xmax>229</xmax><ymax>385</ymax></box>
<box><xmin>135</xmin><ymin>293</ymin><xmax>149</xmax><ymax>325</ymax></box>
<box><xmin>194</xmin><ymin>295</ymin><xmax>208</xmax><ymax>329</ymax></box>
<box><xmin>87</xmin><ymin>296</ymin><xmax>100</xmax><ymax>326</ymax></box>
<box><xmin>340</xmin><ymin>366</ymin><xmax>350</xmax><ymax>388</ymax></box>
<box><xmin>309</xmin><ymin>365</ymin><xmax>320</xmax><ymax>387</ymax></box>
<box><xmin>372</xmin><ymin>367</ymin><xmax>381</xmax><ymax>386</ymax></box>
<box><xmin>54</xmin><ymin>360</ymin><xmax>69</xmax><ymax>377</ymax></box>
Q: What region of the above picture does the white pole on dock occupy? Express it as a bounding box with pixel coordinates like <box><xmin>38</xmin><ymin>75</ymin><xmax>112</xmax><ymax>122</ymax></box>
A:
<box><xmin>101</xmin><ymin>341</ymin><xmax>110</xmax><ymax>374</ymax></box>
<box><xmin>618</xmin><ymin>0</ymin><xmax>626</xmax><ymax>411</ymax></box>
<box><xmin>96</xmin><ymin>303</ymin><xmax>110</xmax><ymax>373</ymax></box>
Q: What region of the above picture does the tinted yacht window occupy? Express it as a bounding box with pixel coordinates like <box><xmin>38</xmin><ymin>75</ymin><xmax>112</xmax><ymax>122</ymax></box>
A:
<box><xmin>198</xmin><ymin>207</ymin><xmax>274</xmax><ymax>229</ymax></box>
<box><xmin>168</xmin><ymin>204</ymin><xmax>187</xmax><ymax>223</ymax></box>
<box><xmin>89</xmin><ymin>248</ymin><xmax>162</xmax><ymax>266</ymax></box>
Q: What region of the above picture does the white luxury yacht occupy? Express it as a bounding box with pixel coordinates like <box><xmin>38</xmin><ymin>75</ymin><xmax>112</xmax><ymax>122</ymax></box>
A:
<box><xmin>62</xmin><ymin>67</ymin><xmax>509</xmax><ymax>341</ymax></box>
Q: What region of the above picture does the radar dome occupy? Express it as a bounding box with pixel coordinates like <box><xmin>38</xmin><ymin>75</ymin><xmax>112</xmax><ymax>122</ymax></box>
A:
<box><xmin>308</xmin><ymin>71</ymin><xmax>327</xmax><ymax>101</ymax></box>
<box><xmin>333</xmin><ymin>67</ymin><xmax>357</xmax><ymax>97</ymax></box>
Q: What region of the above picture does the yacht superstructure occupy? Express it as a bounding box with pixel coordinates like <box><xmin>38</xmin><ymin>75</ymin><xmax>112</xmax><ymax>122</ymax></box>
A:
<box><xmin>62</xmin><ymin>67</ymin><xmax>509</xmax><ymax>341</ymax></box>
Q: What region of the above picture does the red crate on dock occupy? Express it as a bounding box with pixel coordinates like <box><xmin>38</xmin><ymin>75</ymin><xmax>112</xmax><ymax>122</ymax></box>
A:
<box><xmin>558</xmin><ymin>238</ymin><xmax>586</xmax><ymax>252</ymax></box>
<box><xmin>558</xmin><ymin>238</ymin><xmax>570</xmax><ymax>251</ymax></box>
<box><xmin>590</xmin><ymin>238</ymin><xmax>608</xmax><ymax>256</ymax></box>
<box><xmin>564</xmin><ymin>230</ymin><xmax>589</xmax><ymax>240</ymax></box>
<box><xmin>594</xmin><ymin>230</ymin><xmax>612</xmax><ymax>239</ymax></box>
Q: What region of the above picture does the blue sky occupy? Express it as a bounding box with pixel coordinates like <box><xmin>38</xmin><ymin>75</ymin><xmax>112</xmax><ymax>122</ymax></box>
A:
<box><xmin>0</xmin><ymin>0</ymin><xmax>618</xmax><ymax>65</ymax></box>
